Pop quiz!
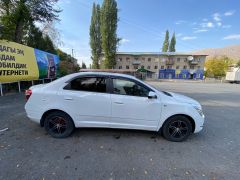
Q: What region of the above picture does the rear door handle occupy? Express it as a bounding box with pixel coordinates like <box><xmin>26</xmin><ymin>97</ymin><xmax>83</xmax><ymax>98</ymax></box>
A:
<box><xmin>64</xmin><ymin>97</ymin><xmax>73</xmax><ymax>101</ymax></box>
<box><xmin>114</xmin><ymin>102</ymin><xmax>124</xmax><ymax>105</ymax></box>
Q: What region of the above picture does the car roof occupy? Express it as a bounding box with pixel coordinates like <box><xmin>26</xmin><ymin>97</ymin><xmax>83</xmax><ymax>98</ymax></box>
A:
<box><xmin>67</xmin><ymin>71</ymin><xmax>137</xmax><ymax>80</ymax></box>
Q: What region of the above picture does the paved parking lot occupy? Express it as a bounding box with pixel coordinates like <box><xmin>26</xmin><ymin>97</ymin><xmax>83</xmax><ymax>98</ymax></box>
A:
<box><xmin>0</xmin><ymin>82</ymin><xmax>240</xmax><ymax>180</ymax></box>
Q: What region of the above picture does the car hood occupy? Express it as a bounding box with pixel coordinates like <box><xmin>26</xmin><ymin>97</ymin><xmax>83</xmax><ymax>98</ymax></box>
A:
<box><xmin>168</xmin><ymin>92</ymin><xmax>201</xmax><ymax>108</ymax></box>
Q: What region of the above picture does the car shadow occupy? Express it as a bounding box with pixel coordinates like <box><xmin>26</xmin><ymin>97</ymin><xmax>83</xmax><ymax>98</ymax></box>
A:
<box><xmin>71</xmin><ymin>127</ymin><xmax>161</xmax><ymax>141</ymax></box>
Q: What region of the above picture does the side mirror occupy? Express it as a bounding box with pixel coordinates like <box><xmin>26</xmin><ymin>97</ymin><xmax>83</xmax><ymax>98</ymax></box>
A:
<box><xmin>148</xmin><ymin>91</ymin><xmax>157</xmax><ymax>99</ymax></box>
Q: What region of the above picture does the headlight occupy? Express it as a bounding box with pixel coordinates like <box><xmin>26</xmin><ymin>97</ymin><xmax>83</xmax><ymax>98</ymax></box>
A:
<box><xmin>193</xmin><ymin>106</ymin><xmax>204</xmax><ymax>117</ymax></box>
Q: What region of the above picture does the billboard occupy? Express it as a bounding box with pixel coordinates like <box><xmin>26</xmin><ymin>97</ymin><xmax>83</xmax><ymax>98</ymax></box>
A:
<box><xmin>0</xmin><ymin>40</ymin><xmax>60</xmax><ymax>82</ymax></box>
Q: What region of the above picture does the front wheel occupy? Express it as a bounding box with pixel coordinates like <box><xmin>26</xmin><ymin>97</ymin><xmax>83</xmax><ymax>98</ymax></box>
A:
<box><xmin>162</xmin><ymin>116</ymin><xmax>192</xmax><ymax>142</ymax></box>
<box><xmin>44</xmin><ymin>111</ymin><xmax>75</xmax><ymax>138</ymax></box>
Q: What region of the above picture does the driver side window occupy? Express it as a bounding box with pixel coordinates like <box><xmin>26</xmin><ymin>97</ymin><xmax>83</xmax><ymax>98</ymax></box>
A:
<box><xmin>112</xmin><ymin>78</ymin><xmax>150</xmax><ymax>97</ymax></box>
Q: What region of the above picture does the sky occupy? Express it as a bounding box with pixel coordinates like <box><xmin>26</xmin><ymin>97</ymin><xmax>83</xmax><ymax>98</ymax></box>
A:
<box><xmin>55</xmin><ymin>0</ymin><xmax>240</xmax><ymax>66</ymax></box>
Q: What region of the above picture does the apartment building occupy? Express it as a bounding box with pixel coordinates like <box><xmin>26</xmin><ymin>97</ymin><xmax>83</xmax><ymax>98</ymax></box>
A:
<box><xmin>109</xmin><ymin>52</ymin><xmax>207</xmax><ymax>80</ymax></box>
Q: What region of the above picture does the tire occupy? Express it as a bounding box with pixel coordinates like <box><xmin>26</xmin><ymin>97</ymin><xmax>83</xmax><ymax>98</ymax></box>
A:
<box><xmin>162</xmin><ymin>115</ymin><xmax>192</xmax><ymax>142</ymax></box>
<box><xmin>44</xmin><ymin>111</ymin><xmax>75</xmax><ymax>138</ymax></box>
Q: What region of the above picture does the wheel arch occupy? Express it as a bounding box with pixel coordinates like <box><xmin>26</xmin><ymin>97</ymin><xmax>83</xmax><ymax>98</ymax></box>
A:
<box><xmin>40</xmin><ymin>109</ymin><xmax>75</xmax><ymax>127</ymax></box>
<box><xmin>160</xmin><ymin>114</ymin><xmax>195</xmax><ymax>133</ymax></box>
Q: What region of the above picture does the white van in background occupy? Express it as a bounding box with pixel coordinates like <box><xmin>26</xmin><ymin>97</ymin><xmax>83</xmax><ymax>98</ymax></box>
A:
<box><xmin>226</xmin><ymin>66</ymin><xmax>240</xmax><ymax>84</ymax></box>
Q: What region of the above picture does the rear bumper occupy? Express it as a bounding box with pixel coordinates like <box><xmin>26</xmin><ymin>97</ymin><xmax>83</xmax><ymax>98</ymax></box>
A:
<box><xmin>25</xmin><ymin>105</ymin><xmax>41</xmax><ymax>124</ymax></box>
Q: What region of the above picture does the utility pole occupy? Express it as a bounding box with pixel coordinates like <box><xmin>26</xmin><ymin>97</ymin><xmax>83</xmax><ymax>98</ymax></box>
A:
<box><xmin>72</xmin><ymin>49</ymin><xmax>74</xmax><ymax>60</ymax></box>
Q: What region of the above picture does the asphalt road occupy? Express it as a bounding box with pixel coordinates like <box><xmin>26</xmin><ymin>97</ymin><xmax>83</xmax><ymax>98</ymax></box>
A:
<box><xmin>0</xmin><ymin>82</ymin><xmax>240</xmax><ymax>180</ymax></box>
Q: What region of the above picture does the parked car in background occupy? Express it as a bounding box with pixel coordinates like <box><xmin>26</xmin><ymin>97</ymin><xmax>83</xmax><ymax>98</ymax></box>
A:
<box><xmin>25</xmin><ymin>72</ymin><xmax>205</xmax><ymax>142</ymax></box>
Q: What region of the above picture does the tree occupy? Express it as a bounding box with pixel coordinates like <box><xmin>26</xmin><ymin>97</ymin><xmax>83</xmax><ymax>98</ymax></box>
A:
<box><xmin>81</xmin><ymin>62</ymin><xmax>87</xmax><ymax>69</ymax></box>
<box><xmin>24</xmin><ymin>24</ymin><xmax>56</xmax><ymax>54</ymax></box>
<box><xmin>162</xmin><ymin>30</ymin><xmax>169</xmax><ymax>52</ymax></box>
<box><xmin>57</xmin><ymin>49</ymin><xmax>80</xmax><ymax>76</ymax></box>
<box><xmin>0</xmin><ymin>0</ymin><xmax>61</xmax><ymax>43</ymax></box>
<box><xmin>169</xmin><ymin>32</ymin><xmax>176</xmax><ymax>52</ymax></box>
<box><xmin>100</xmin><ymin>0</ymin><xmax>119</xmax><ymax>69</ymax></box>
<box><xmin>205</xmin><ymin>56</ymin><xmax>233</xmax><ymax>78</ymax></box>
<box><xmin>41</xmin><ymin>21</ymin><xmax>62</xmax><ymax>47</ymax></box>
<box><xmin>236</xmin><ymin>60</ymin><xmax>240</xmax><ymax>68</ymax></box>
<box><xmin>90</xmin><ymin>3</ymin><xmax>102</xmax><ymax>69</ymax></box>
<box><xmin>25</xmin><ymin>24</ymin><xmax>45</xmax><ymax>49</ymax></box>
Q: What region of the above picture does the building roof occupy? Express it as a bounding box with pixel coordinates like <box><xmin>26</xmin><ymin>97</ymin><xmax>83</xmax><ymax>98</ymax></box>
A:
<box><xmin>116</xmin><ymin>52</ymin><xmax>208</xmax><ymax>56</ymax></box>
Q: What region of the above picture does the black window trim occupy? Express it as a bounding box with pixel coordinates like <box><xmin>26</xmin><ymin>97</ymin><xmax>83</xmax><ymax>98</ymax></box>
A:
<box><xmin>63</xmin><ymin>74</ymin><xmax>111</xmax><ymax>94</ymax></box>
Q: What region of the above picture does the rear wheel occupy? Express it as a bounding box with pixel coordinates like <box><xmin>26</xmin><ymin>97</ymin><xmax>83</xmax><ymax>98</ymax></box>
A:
<box><xmin>162</xmin><ymin>115</ymin><xmax>192</xmax><ymax>142</ymax></box>
<box><xmin>44</xmin><ymin>111</ymin><xmax>74</xmax><ymax>138</ymax></box>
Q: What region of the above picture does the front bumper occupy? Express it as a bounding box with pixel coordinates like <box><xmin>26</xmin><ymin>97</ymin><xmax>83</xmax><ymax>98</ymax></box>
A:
<box><xmin>194</xmin><ymin>114</ymin><xmax>205</xmax><ymax>133</ymax></box>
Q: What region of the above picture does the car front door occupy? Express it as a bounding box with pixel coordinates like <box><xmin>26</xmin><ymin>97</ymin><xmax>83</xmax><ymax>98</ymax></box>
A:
<box><xmin>110</xmin><ymin>78</ymin><xmax>161</xmax><ymax>131</ymax></box>
<box><xmin>61</xmin><ymin>76</ymin><xmax>111</xmax><ymax>127</ymax></box>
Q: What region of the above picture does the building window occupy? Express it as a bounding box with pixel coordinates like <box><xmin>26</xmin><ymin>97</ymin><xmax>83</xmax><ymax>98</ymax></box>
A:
<box><xmin>148</xmin><ymin>58</ymin><xmax>151</xmax><ymax>62</ymax></box>
<box><xmin>134</xmin><ymin>57</ymin><xmax>138</xmax><ymax>60</ymax></box>
<box><xmin>119</xmin><ymin>66</ymin><xmax>122</xmax><ymax>69</ymax></box>
<box><xmin>118</xmin><ymin>58</ymin><xmax>122</xmax><ymax>62</ymax></box>
<box><xmin>142</xmin><ymin>57</ymin><xmax>145</xmax><ymax>60</ymax></box>
<box><xmin>126</xmin><ymin>57</ymin><xmax>130</xmax><ymax>61</ymax></box>
<box><xmin>184</xmin><ymin>58</ymin><xmax>187</xmax><ymax>62</ymax></box>
<box><xmin>177</xmin><ymin>58</ymin><xmax>180</xmax><ymax>62</ymax></box>
<box><xmin>126</xmin><ymin>65</ymin><xmax>129</xmax><ymax>69</ymax></box>
<box><xmin>141</xmin><ymin>65</ymin><xmax>145</xmax><ymax>69</ymax></box>
<box><xmin>147</xmin><ymin>66</ymin><xmax>151</xmax><ymax>69</ymax></box>
<box><xmin>183</xmin><ymin>65</ymin><xmax>187</xmax><ymax>69</ymax></box>
<box><xmin>197</xmin><ymin>66</ymin><xmax>201</xmax><ymax>69</ymax></box>
<box><xmin>161</xmin><ymin>66</ymin><xmax>165</xmax><ymax>69</ymax></box>
<box><xmin>190</xmin><ymin>65</ymin><xmax>194</xmax><ymax>69</ymax></box>
<box><xmin>167</xmin><ymin>65</ymin><xmax>172</xmax><ymax>69</ymax></box>
<box><xmin>176</xmin><ymin>66</ymin><xmax>180</xmax><ymax>69</ymax></box>
<box><xmin>154</xmin><ymin>65</ymin><xmax>158</xmax><ymax>69</ymax></box>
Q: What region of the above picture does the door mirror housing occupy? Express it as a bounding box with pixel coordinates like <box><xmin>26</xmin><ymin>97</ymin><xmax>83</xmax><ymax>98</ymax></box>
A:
<box><xmin>148</xmin><ymin>91</ymin><xmax>157</xmax><ymax>99</ymax></box>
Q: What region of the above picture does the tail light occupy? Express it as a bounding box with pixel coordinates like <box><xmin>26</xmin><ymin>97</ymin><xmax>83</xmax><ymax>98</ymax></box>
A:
<box><xmin>25</xmin><ymin>89</ymin><xmax>32</xmax><ymax>101</ymax></box>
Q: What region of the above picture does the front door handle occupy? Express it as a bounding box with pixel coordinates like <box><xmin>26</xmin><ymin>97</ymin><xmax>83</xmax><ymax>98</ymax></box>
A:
<box><xmin>114</xmin><ymin>102</ymin><xmax>124</xmax><ymax>105</ymax></box>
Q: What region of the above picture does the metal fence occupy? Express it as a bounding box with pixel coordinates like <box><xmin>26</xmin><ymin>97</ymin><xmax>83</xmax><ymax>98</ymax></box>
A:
<box><xmin>0</xmin><ymin>79</ymin><xmax>55</xmax><ymax>96</ymax></box>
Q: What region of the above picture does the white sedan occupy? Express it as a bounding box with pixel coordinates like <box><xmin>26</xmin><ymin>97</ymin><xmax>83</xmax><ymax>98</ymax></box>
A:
<box><xmin>25</xmin><ymin>72</ymin><xmax>204</xmax><ymax>142</ymax></box>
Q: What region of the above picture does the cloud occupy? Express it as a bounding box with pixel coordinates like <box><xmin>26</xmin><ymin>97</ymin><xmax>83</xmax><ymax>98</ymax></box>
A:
<box><xmin>223</xmin><ymin>34</ymin><xmax>240</xmax><ymax>40</ymax></box>
<box><xmin>58</xmin><ymin>0</ymin><xmax>71</xmax><ymax>5</ymax></box>
<box><xmin>194</xmin><ymin>29</ymin><xmax>208</xmax><ymax>33</ymax></box>
<box><xmin>181</xmin><ymin>36</ymin><xmax>197</xmax><ymax>40</ymax></box>
<box><xmin>213</xmin><ymin>13</ymin><xmax>221</xmax><ymax>22</ymax></box>
<box><xmin>120</xmin><ymin>38</ymin><xmax>130</xmax><ymax>44</ymax></box>
<box><xmin>224</xmin><ymin>10</ymin><xmax>235</xmax><ymax>16</ymax></box>
<box><xmin>222</xmin><ymin>25</ymin><xmax>232</xmax><ymax>29</ymax></box>
<box><xmin>175</xmin><ymin>20</ymin><xmax>186</xmax><ymax>25</ymax></box>
<box><xmin>201</xmin><ymin>22</ymin><xmax>214</xmax><ymax>28</ymax></box>
<box><xmin>217</xmin><ymin>22</ymin><xmax>222</xmax><ymax>27</ymax></box>
<box><xmin>176</xmin><ymin>33</ymin><xmax>183</xmax><ymax>37</ymax></box>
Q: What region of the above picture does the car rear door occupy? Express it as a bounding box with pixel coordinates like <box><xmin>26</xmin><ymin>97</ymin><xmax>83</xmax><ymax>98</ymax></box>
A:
<box><xmin>61</xmin><ymin>75</ymin><xmax>112</xmax><ymax>127</ymax></box>
<box><xmin>109</xmin><ymin>77</ymin><xmax>161</xmax><ymax>131</ymax></box>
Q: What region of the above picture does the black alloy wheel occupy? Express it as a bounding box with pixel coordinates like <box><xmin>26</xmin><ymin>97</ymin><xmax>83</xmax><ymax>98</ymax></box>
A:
<box><xmin>162</xmin><ymin>115</ymin><xmax>192</xmax><ymax>142</ymax></box>
<box><xmin>44</xmin><ymin>111</ymin><xmax>74</xmax><ymax>138</ymax></box>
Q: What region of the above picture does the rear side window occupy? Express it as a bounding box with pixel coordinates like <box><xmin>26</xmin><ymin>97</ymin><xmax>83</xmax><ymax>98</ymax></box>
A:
<box><xmin>65</xmin><ymin>77</ymin><xmax>107</xmax><ymax>93</ymax></box>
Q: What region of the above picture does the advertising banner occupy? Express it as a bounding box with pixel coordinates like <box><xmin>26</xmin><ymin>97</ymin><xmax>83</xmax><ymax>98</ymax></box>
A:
<box><xmin>0</xmin><ymin>40</ymin><xmax>60</xmax><ymax>82</ymax></box>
